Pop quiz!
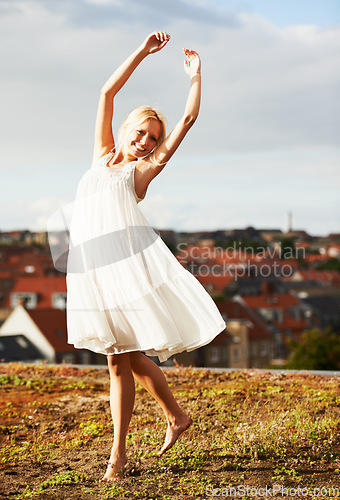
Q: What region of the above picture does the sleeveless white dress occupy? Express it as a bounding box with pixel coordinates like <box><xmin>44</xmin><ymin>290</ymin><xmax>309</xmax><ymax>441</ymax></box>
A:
<box><xmin>66</xmin><ymin>151</ymin><xmax>226</xmax><ymax>362</ymax></box>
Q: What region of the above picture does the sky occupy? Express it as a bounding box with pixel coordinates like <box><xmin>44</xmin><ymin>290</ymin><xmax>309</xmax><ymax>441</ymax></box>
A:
<box><xmin>1</xmin><ymin>0</ymin><xmax>340</xmax><ymax>236</ymax></box>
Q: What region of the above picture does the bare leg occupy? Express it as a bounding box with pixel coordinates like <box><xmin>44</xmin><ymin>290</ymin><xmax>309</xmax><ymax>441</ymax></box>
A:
<box><xmin>130</xmin><ymin>352</ymin><xmax>192</xmax><ymax>456</ymax></box>
<box><xmin>102</xmin><ymin>353</ymin><xmax>135</xmax><ymax>482</ymax></box>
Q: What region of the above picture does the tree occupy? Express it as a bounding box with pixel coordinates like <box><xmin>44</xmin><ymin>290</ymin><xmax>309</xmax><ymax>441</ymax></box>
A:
<box><xmin>279</xmin><ymin>237</ymin><xmax>297</xmax><ymax>259</ymax></box>
<box><xmin>286</xmin><ymin>328</ymin><xmax>340</xmax><ymax>370</ymax></box>
<box><xmin>316</xmin><ymin>257</ymin><xmax>340</xmax><ymax>272</ymax></box>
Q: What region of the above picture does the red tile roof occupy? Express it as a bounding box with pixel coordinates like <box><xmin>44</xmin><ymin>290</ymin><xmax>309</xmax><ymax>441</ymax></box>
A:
<box><xmin>242</xmin><ymin>293</ymin><xmax>301</xmax><ymax>309</ymax></box>
<box><xmin>0</xmin><ymin>248</ymin><xmax>56</xmax><ymax>276</ymax></box>
<box><xmin>240</xmin><ymin>293</ymin><xmax>309</xmax><ymax>333</ymax></box>
<box><xmin>7</xmin><ymin>276</ymin><xmax>66</xmax><ymax>308</ymax></box>
<box><xmin>195</xmin><ymin>274</ymin><xmax>234</xmax><ymax>292</ymax></box>
<box><xmin>210</xmin><ymin>329</ymin><xmax>231</xmax><ymax>345</ymax></box>
<box><xmin>26</xmin><ymin>308</ymin><xmax>75</xmax><ymax>353</ymax></box>
<box><xmin>217</xmin><ymin>300</ymin><xmax>272</xmax><ymax>341</ymax></box>
<box><xmin>303</xmin><ymin>254</ymin><xmax>330</xmax><ymax>263</ymax></box>
<box><xmin>288</xmin><ymin>270</ymin><xmax>340</xmax><ymax>285</ymax></box>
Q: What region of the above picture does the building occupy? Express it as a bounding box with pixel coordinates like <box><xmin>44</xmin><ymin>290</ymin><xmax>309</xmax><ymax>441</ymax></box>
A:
<box><xmin>0</xmin><ymin>304</ymin><xmax>105</xmax><ymax>364</ymax></box>
<box><xmin>218</xmin><ymin>300</ymin><xmax>273</xmax><ymax>368</ymax></box>
<box><xmin>233</xmin><ymin>286</ymin><xmax>312</xmax><ymax>362</ymax></box>
<box><xmin>288</xmin><ymin>270</ymin><xmax>340</xmax><ymax>289</ymax></box>
<box><xmin>7</xmin><ymin>276</ymin><xmax>67</xmax><ymax>310</ymax></box>
<box><xmin>301</xmin><ymin>296</ymin><xmax>340</xmax><ymax>331</ymax></box>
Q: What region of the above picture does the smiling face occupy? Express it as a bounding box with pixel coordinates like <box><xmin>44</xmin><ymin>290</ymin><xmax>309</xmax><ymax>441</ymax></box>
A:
<box><xmin>126</xmin><ymin>118</ymin><xmax>162</xmax><ymax>160</ymax></box>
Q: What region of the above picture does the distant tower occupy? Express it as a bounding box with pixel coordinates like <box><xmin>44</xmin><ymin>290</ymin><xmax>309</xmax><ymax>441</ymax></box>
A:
<box><xmin>286</xmin><ymin>211</ymin><xmax>292</xmax><ymax>234</ymax></box>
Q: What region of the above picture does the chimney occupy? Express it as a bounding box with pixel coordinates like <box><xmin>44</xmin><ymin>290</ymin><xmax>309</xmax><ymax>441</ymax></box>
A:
<box><xmin>17</xmin><ymin>297</ymin><xmax>26</xmax><ymax>308</ymax></box>
<box><xmin>286</xmin><ymin>211</ymin><xmax>292</xmax><ymax>233</ymax></box>
<box><xmin>261</xmin><ymin>282</ymin><xmax>275</xmax><ymax>296</ymax></box>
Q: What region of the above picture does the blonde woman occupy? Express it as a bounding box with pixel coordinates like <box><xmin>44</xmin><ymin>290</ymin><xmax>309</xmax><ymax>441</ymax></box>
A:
<box><xmin>66</xmin><ymin>31</ymin><xmax>226</xmax><ymax>481</ymax></box>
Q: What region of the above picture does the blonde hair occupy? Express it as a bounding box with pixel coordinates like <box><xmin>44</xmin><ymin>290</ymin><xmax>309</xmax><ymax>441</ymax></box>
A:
<box><xmin>116</xmin><ymin>106</ymin><xmax>167</xmax><ymax>158</ymax></box>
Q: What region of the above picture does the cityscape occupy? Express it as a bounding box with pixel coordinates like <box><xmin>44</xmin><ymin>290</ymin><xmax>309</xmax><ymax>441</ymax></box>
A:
<box><xmin>0</xmin><ymin>225</ymin><xmax>339</xmax><ymax>370</ymax></box>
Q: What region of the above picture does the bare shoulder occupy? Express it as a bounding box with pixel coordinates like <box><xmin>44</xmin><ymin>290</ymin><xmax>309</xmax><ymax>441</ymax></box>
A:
<box><xmin>92</xmin><ymin>143</ymin><xmax>115</xmax><ymax>164</ymax></box>
<box><xmin>134</xmin><ymin>158</ymin><xmax>167</xmax><ymax>197</ymax></box>
<box><xmin>135</xmin><ymin>157</ymin><xmax>167</xmax><ymax>180</ymax></box>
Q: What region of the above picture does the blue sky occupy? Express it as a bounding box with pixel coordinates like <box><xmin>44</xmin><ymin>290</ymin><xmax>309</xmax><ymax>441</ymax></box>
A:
<box><xmin>1</xmin><ymin>0</ymin><xmax>339</xmax><ymax>236</ymax></box>
<box><xmin>214</xmin><ymin>0</ymin><xmax>340</xmax><ymax>27</ymax></box>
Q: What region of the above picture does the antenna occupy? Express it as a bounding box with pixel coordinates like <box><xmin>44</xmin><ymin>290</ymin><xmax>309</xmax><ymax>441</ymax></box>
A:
<box><xmin>286</xmin><ymin>211</ymin><xmax>292</xmax><ymax>233</ymax></box>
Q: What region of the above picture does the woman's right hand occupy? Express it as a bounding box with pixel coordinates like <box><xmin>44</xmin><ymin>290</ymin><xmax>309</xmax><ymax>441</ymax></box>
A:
<box><xmin>183</xmin><ymin>49</ymin><xmax>201</xmax><ymax>78</ymax></box>
<box><xmin>142</xmin><ymin>31</ymin><xmax>171</xmax><ymax>55</ymax></box>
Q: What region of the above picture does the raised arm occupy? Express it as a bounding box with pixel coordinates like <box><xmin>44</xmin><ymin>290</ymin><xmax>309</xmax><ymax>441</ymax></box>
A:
<box><xmin>92</xmin><ymin>32</ymin><xmax>170</xmax><ymax>162</ymax></box>
<box><xmin>149</xmin><ymin>49</ymin><xmax>201</xmax><ymax>168</ymax></box>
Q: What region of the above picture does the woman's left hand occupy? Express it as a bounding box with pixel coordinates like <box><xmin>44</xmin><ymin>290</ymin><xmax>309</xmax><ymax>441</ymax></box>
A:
<box><xmin>142</xmin><ymin>31</ymin><xmax>171</xmax><ymax>55</ymax></box>
<box><xmin>183</xmin><ymin>49</ymin><xmax>201</xmax><ymax>78</ymax></box>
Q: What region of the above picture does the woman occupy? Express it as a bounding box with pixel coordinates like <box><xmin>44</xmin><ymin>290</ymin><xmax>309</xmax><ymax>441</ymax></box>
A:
<box><xmin>66</xmin><ymin>31</ymin><xmax>226</xmax><ymax>481</ymax></box>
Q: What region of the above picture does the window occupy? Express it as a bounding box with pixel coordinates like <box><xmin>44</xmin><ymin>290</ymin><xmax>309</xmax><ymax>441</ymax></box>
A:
<box><xmin>293</xmin><ymin>308</ymin><xmax>301</xmax><ymax>321</ymax></box>
<box><xmin>52</xmin><ymin>293</ymin><xmax>67</xmax><ymax>310</ymax></box>
<box><xmin>303</xmin><ymin>307</ymin><xmax>313</xmax><ymax>319</ymax></box>
<box><xmin>258</xmin><ymin>308</ymin><xmax>274</xmax><ymax>323</ymax></box>
<box><xmin>16</xmin><ymin>337</ymin><xmax>29</xmax><ymax>349</ymax></box>
<box><xmin>24</xmin><ymin>265</ymin><xmax>35</xmax><ymax>273</ymax></box>
<box><xmin>11</xmin><ymin>293</ymin><xmax>38</xmax><ymax>309</ymax></box>
<box><xmin>260</xmin><ymin>341</ymin><xmax>268</xmax><ymax>356</ymax></box>
<box><xmin>61</xmin><ymin>354</ymin><xmax>75</xmax><ymax>364</ymax></box>
<box><xmin>208</xmin><ymin>346</ymin><xmax>220</xmax><ymax>364</ymax></box>
<box><xmin>276</xmin><ymin>310</ymin><xmax>284</xmax><ymax>323</ymax></box>
<box><xmin>80</xmin><ymin>351</ymin><xmax>92</xmax><ymax>365</ymax></box>
<box><xmin>288</xmin><ymin>307</ymin><xmax>301</xmax><ymax>321</ymax></box>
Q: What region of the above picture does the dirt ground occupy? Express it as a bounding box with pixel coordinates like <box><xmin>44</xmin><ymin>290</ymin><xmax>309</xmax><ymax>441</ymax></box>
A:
<box><xmin>0</xmin><ymin>363</ymin><xmax>339</xmax><ymax>499</ymax></box>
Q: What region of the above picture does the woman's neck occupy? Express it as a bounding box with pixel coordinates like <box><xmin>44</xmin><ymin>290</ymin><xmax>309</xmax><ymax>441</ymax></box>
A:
<box><xmin>109</xmin><ymin>150</ymin><xmax>137</xmax><ymax>166</ymax></box>
<box><xmin>109</xmin><ymin>148</ymin><xmax>152</xmax><ymax>166</ymax></box>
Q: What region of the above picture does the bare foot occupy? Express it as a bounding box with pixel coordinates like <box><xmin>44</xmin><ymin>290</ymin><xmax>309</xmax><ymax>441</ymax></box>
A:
<box><xmin>157</xmin><ymin>414</ymin><xmax>192</xmax><ymax>457</ymax></box>
<box><xmin>101</xmin><ymin>453</ymin><xmax>127</xmax><ymax>482</ymax></box>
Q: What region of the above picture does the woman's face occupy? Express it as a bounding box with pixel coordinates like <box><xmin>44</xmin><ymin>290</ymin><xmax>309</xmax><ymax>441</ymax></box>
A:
<box><xmin>126</xmin><ymin>118</ymin><xmax>162</xmax><ymax>159</ymax></box>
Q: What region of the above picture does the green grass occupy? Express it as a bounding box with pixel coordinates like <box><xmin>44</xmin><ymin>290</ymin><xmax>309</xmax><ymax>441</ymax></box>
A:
<box><xmin>0</xmin><ymin>363</ymin><xmax>339</xmax><ymax>499</ymax></box>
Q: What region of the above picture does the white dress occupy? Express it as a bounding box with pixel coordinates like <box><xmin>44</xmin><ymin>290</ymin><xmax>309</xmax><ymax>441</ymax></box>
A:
<box><xmin>66</xmin><ymin>151</ymin><xmax>226</xmax><ymax>362</ymax></box>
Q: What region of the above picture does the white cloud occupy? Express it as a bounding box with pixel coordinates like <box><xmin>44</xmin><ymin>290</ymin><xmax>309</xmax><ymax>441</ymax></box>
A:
<box><xmin>0</xmin><ymin>0</ymin><xmax>339</xmax><ymax>235</ymax></box>
<box><xmin>1</xmin><ymin>2</ymin><xmax>338</xmax><ymax>166</ymax></box>
<box><xmin>1</xmin><ymin>197</ymin><xmax>71</xmax><ymax>231</ymax></box>
<box><xmin>140</xmin><ymin>193</ymin><xmax>232</xmax><ymax>232</ymax></box>
<box><xmin>194</xmin><ymin>14</ymin><xmax>340</xmax><ymax>154</ymax></box>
